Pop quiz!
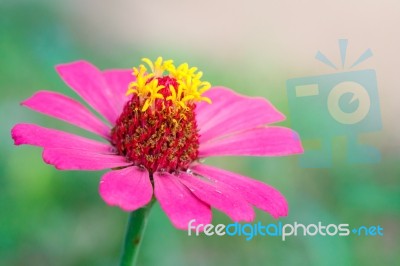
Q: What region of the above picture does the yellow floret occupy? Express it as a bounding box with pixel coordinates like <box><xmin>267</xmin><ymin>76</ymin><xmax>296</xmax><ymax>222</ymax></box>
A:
<box><xmin>141</xmin><ymin>79</ymin><xmax>165</xmax><ymax>112</ymax></box>
<box><xmin>126</xmin><ymin>65</ymin><xmax>153</xmax><ymax>97</ymax></box>
<box><xmin>127</xmin><ymin>57</ymin><xmax>212</xmax><ymax>112</ymax></box>
<box><xmin>142</xmin><ymin>57</ymin><xmax>173</xmax><ymax>77</ymax></box>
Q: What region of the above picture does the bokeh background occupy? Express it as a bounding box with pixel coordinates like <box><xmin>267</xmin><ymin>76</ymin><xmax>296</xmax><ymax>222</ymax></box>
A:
<box><xmin>1</xmin><ymin>0</ymin><xmax>399</xmax><ymax>265</ymax></box>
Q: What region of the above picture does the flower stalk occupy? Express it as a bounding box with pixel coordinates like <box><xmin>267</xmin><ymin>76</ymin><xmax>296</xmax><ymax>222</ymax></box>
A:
<box><xmin>119</xmin><ymin>202</ymin><xmax>153</xmax><ymax>266</ymax></box>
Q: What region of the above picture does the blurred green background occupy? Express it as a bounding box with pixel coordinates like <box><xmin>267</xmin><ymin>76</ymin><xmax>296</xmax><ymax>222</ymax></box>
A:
<box><xmin>1</xmin><ymin>1</ymin><xmax>399</xmax><ymax>265</ymax></box>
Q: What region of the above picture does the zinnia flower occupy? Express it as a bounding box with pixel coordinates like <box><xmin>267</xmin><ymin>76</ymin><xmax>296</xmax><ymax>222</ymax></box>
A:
<box><xmin>11</xmin><ymin>58</ymin><xmax>303</xmax><ymax>229</ymax></box>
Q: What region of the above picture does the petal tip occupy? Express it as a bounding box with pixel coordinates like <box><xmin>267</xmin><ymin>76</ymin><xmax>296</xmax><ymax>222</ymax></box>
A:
<box><xmin>42</xmin><ymin>149</ymin><xmax>63</xmax><ymax>170</ymax></box>
<box><xmin>99</xmin><ymin>167</ymin><xmax>153</xmax><ymax>212</ymax></box>
<box><xmin>10</xmin><ymin>124</ymin><xmax>21</xmax><ymax>145</ymax></box>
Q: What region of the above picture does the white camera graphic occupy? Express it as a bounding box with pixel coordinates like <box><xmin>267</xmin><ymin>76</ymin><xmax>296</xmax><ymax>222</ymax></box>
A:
<box><xmin>286</xmin><ymin>40</ymin><xmax>382</xmax><ymax>167</ymax></box>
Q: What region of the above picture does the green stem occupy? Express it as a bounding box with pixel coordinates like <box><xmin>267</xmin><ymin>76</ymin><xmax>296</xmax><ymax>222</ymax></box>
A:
<box><xmin>119</xmin><ymin>203</ymin><xmax>152</xmax><ymax>266</ymax></box>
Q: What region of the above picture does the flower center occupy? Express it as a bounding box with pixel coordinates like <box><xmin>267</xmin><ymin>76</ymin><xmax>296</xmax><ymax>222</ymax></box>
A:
<box><xmin>111</xmin><ymin>57</ymin><xmax>211</xmax><ymax>175</ymax></box>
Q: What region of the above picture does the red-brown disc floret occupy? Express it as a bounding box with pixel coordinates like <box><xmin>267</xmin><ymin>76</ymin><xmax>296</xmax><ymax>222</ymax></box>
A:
<box><xmin>111</xmin><ymin>76</ymin><xmax>200</xmax><ymax>175</ymax></box>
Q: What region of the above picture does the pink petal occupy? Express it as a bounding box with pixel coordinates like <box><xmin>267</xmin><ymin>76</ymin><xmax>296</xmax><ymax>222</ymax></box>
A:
<box><xmin>22</xmin><ymin>91</ymin><xmax>110</xmax><ymax>138</ymax></box>
<box><xmin>56</xmin><ymin>60</ymin><xmax>120</xmax><ymax>124</ymax></box>
<box><xmin>102</xmin><ymin>69</ymin><xmax>134</xmax><ymax>115</ymax></box>
<box><xmin>153</xmin><ymin>172</ymin><xmax>211</xmax><ymax>229</ymax></box>
<box><xmin>199</xmin><ymin>126</ymin><xmax>303</xmax><ymax>157</ymax></box>
<box><xmin>192</xmin><ymin>164</ymin><xmax>288</xmax><ymax>218</ymax></box>
<box><xmin>43</xmin><ymin>148</ymin><xmax>131</xmax><ymax>170</ymax></box>
<box><xmin>196</xmin><ymin>87</ymin><xmax>286</xmax><ymax>143</ymax></box>
<box><xmin>178</xmin><ymin>172</ymin><xmax>255</xmax><ymax>222</ymax></box>
<box><xmin>11</xmin><ymin>123</ymin><xmax>114</xmax><ymax>153</ymax></box>
<box><xmin>99</xmin><ymin>166</ymin><xmax>153</xmax><ymax>211</ymax></box>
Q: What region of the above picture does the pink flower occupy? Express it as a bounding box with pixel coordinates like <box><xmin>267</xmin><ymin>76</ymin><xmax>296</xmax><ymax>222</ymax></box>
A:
<box><xmin>11</xmin><ymin>58</ymin><xmax>303</xmax><ymax>229</ymax></box>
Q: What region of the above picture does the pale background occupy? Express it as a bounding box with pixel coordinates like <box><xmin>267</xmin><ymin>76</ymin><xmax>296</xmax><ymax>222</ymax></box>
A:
<box><xmin>1</xmin><ymin>0</ymin><xmax>399</xmax><ymax>265</ymax></box>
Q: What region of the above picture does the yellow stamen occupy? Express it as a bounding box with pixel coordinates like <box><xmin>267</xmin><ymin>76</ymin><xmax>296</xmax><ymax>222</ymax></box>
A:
<box><xmin>127</xmin><ymin>57</ymin><xmax>212</xmax><ymax>112</ymax></box>
<box><xmin>126</xmin><ymin>65</ymin><xmax>154</xmax><ymax>97</ymax></box>
<box><xmin>141</xmin><ymin>79</ymin><xmax>164</xmax><ymax>112</ymax></box>
<box><xmin>142</xmin><ymin>57</ymin><xmax>173</xmax><ymax>77</ymax></box>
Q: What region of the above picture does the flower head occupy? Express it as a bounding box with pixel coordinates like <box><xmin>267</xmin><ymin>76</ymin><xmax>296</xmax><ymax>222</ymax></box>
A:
<box><xmin>114</xmin><ymin>57</ymin><xmax>211</xmax><ymax>174</ymax></box>
<box><xmin>11</xmin><ymin>58</ymin><xmax>303</xmax><ymax>229</ymax></box>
